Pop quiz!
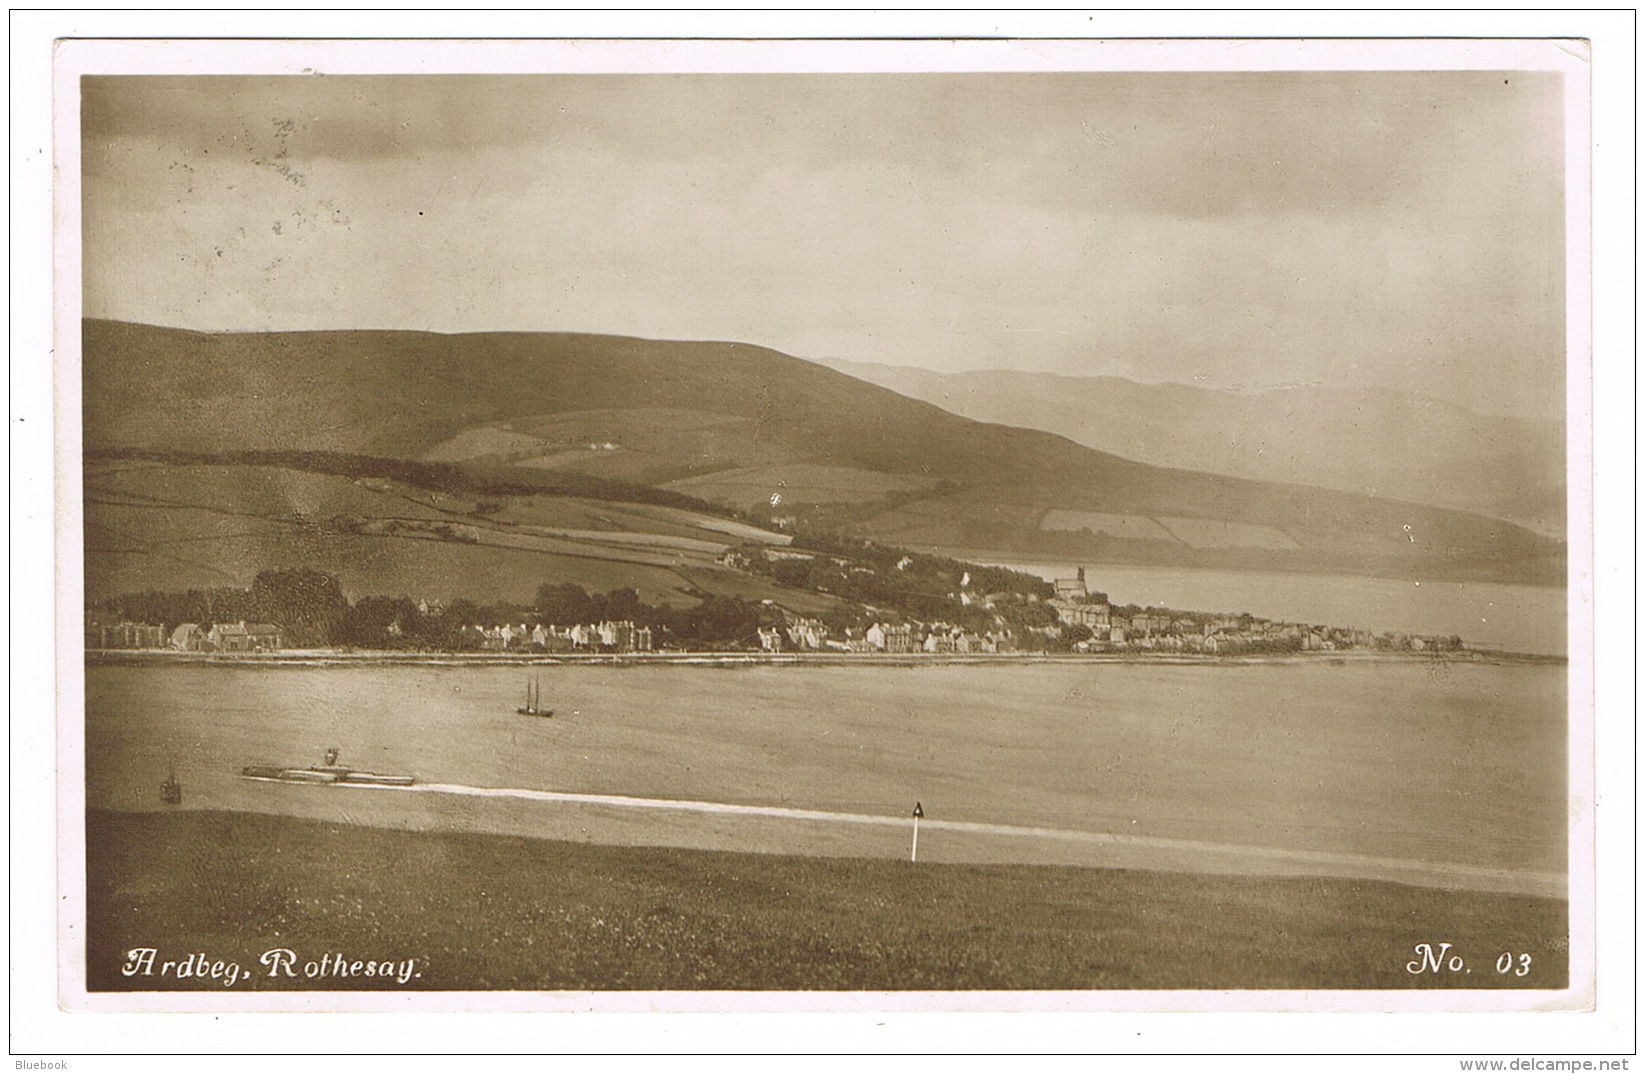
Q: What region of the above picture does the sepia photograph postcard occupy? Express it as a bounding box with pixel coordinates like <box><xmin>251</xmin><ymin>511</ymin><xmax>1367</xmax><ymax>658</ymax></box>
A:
<box><xmin>14</xmin><ymin>11</ymin><xmax>1633</xmax><ymax>1058</ymax></box>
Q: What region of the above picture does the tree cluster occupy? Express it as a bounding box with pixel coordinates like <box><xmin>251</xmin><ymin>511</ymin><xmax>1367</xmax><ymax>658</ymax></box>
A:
<box><xmin>94</xmin><ymin>573</ymin><xmax>782</xmax><ymax>652</ymax></box>
<box><xmin>95</xmin><ymin>569</ymin><xmax>348</xmax><ymax>648</ymax></box>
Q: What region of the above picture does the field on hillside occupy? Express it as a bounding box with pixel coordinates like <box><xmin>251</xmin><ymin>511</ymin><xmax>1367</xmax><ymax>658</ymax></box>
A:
<box><xmin>81</xmin><ymin>457</ymin><xmax>798</xmax><ymax>606</ymax></box>
<box><xmin>666</xmin><ymin>463</ymin><xmax>933</xmax><ymax>507</ymax></box>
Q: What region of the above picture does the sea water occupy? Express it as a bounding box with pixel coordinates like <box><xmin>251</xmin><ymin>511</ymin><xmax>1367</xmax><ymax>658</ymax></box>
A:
<box><xmin>83</xmin><ymin>658</ymin><xmax>1567</xmax><ymax>892</ymax></box>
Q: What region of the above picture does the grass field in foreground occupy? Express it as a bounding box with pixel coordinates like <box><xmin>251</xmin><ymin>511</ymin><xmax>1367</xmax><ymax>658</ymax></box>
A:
<box><xmin>86</xmin><ymin>809</ymin><xmax>1566</xmax><ymax>992</ymax></box>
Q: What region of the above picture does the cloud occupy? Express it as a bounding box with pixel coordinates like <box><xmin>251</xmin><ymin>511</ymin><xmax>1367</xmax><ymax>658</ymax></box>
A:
<box><xmin>79</xmin><ymin>71</ymin><xmax>1569</xmax><ymax>418</ymax></box>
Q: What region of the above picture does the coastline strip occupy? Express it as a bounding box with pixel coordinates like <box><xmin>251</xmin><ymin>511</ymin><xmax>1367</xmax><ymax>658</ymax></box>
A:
<box><xmin>340</xmin><ymin>779</ymin><xmax>1564</xmax><ymax>898</ymax></box>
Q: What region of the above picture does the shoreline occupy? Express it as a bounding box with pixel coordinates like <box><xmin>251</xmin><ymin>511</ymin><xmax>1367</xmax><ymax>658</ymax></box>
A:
<box><xmin>85</xmin><ymin>646</ymin><xmax>1565</xmax><ymax>668</ymax></box>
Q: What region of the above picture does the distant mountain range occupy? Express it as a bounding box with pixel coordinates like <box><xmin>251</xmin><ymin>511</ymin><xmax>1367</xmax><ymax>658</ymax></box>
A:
<box><xmin>80</xmin><ymin>320</ymin><xmax>1564</xmax><ymax>600</ymax></box>
<box><xmin>816</xmin><ymin>359</ymin><xmax>1566</xmax><ymax>538</ymax></box>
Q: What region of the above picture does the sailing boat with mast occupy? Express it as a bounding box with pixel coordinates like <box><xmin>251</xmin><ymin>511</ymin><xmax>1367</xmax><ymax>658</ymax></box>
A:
<box><xmin>517</xmin><ymin>674</ymin><xmax>553</xmax><ymax>718</ymax></box>
<box><xmin>160</xmin><ymin>760</ymin><xmax>182</xmax><ymax>805</ymax></box>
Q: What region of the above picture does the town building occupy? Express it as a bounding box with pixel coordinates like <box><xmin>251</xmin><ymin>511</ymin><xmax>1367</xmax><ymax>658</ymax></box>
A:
<box><xmin>1054</xmin><ymin>567</ymin><xmax>1090</xmax><ymax>602</ymax></box>
<box><xmin>206</xmin><ymin>621</ymin><xmax>284</xmax><ymax>652</ymax></box>
<box><xmin>1131</xmin><ymin>613</ymin><xmax>1170</xmax><ymax>635</ymax></box>
<box><xmin>865</xmin><ymin>622</ymin><xmax>916</xmax><ymax>653</ymax></box>
<box><xmin>1051</xmin><ymin>598</ymin><xmax>1111</xmax><ymax>630</ymax></box>
<box><xmin>86</xmin><ymin>620</ymin><xmax>167</xmax><ymax>650</ymax></box>
<box><xmin>784</xmin><ymin>617</ymin><xmax>829</xmax><ymax>651</ymax></box>
<box><xmin>923</xmin><ymin>629</ymin><xmax>960</xmax><ymax>654</ymax></box>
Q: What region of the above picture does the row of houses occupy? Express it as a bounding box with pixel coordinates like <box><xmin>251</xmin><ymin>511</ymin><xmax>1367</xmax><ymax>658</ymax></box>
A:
<box><xmin>86</xmin><ymin>620</ymin><xmax>285</xmax><ymax>652</ymax></box>
<box><xmin>460</xmin><ymin>621</ymin><xmax>655</xmax><ymax>653</ymax></box>
<box><xmin>839</xmin><ymin>565</ymin><xmax>1462</xmax><ymax>655</ymax></box>
<box><xmin>748</xmin><ymin>600</ymin><xmax>1371</xmax><ymax>658</ymax></box>
<box><xmin>729</xmin><ymin>561</ymin><xmax>1462</xmax><ymax>656</ymax></box>
<box><xmin>1096</xmin><ymin>612</ymin><xmax>1460</xmax><ymax>654</ymax></box>
<box><xmin>754</xmin><ymin>616</ymin><xmax>1019</xmax><ymax>655</ymax></box>
<box><xmin>1048</xmin><ymin>567</ymin><xmax>1462</xmax><ymax>653</ymax></box>
<box><xmin>862</xmin><ymin>621</ymin><xmax>1019</xmax><ymax>654</ymax></box>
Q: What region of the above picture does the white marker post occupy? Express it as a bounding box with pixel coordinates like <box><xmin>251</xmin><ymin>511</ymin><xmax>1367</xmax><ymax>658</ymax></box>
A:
<box><xmin>911</xmin><ymin>801</ymin><xmax>923</xmax><ymax>862</ymax></box>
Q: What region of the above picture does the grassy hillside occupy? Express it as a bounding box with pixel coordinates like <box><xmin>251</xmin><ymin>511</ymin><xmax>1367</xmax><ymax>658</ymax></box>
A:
<box><xmin>86</xmin><ymin>809</ymin><xmax>1567</xmax><ymax>991</ymax></box>
<box><xmin>82</xmin><ymin>320</ymin><xmax>1565</xmax><ymax>586</ymax></box>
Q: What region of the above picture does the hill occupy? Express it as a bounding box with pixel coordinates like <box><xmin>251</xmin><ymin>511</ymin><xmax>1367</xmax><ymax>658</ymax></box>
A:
<box><xmin>81</xmin><ymin>320</ymin><xmax>1564</xmax><ymax>590</ymax></box>
<box><xmin>817</xmin><ymin>359</ymin><xmax>1566</xmax><ymax>538</ymax></box>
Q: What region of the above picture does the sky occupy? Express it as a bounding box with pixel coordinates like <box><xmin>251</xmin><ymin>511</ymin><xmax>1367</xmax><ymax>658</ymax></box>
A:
<box><xmin>80</xmin><ymin>70</ymin><xmax>1568</xmax><ymax>419</ymax></box>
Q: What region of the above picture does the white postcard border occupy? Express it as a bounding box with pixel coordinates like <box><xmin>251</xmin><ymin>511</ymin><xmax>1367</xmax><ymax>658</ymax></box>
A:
<box><xmin>15</xmin><ymin>10</ymin><xmax>1633</xmax><ymax>1058</ymax></box>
